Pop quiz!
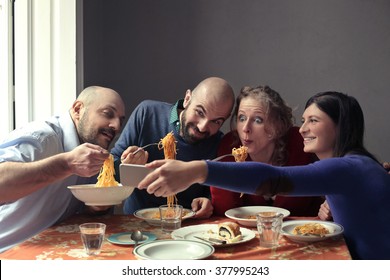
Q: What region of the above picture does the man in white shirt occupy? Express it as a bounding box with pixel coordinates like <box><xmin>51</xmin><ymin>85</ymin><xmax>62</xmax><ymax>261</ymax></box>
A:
<box><xmin>0</xmin><ymin>86</ymin><xmax>125</xmax><ymax>253</ymax></box>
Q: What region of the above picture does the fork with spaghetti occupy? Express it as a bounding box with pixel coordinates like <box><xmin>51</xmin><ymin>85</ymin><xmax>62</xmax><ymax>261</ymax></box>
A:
<box><xmin>158</xmin><ymin>131</ymin><xmax>178</xmax><ymax>207</ymax></box>
<box><xmin>232</xmin><ymin>146</ymin><xmax>248</xmax><ymax>197</ymax></box>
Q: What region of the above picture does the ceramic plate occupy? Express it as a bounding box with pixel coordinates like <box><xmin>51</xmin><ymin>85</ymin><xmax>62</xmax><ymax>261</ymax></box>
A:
<box><xmin>107</xmin><ymin>232</ymin><xmax>157</xmax><ymax>245</ymax></box>
<box><xmin>171</xmin><ymin>224</ymin><xmax>256</xmax><ymax>247</ymax></box>
<box><xmin>225</xmin><ymin>206</ymin><xmax>290</xmax><ymax>227</ymax></box>
<box><xmin>134</xmin><ymin>207</ymin><xmax>196</xmax><ymax>226</ymax></box>
<box><xmin>281</xmin><ymin>220</ymin><xmax>344</xmax><ymax>242</ymax></box>
<box><xmin>133</xmin><ymin>240</ymin><xmax>214</xmax><ymax>260</ymax></box>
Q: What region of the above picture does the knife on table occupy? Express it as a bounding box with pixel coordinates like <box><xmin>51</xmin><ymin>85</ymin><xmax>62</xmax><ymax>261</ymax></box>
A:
<box><xmin>194</xmin><ymin>236</ymin><xmax>227</xmax><ymax>245</ymax></box>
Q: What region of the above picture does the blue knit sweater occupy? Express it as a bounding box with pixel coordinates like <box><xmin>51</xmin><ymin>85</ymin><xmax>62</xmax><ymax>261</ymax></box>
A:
<box><xmin>205</xmin><ymin>154</ymin><xmax>390</xmax><ymax>260</ymax></box>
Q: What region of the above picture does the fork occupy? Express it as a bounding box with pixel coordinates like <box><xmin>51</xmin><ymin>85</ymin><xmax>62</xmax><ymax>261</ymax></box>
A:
<box><xmin>210</xmin><ymin>154</ymin><xmax>234</xmax><ymax>162</ymax></box>
<box><xmin>121</xmin><ymin>143</ymin><xmax>159</xmax><ymax>161</ymax></box>
<box><xmin>131</xmin><ymin>143</ymin><xmax>159</xmax><ymax>155</ymax></box>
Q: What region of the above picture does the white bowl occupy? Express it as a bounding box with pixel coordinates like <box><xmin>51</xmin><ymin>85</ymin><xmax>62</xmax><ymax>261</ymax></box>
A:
<box><xmin>67</xmin><ymin>184</ymin><xmax>135</xmax><ymax>206</ymax></box>
<box><xmin>225</xmin><ymin>206</ymin><xmax>290</xmax><ymax>227</ymax></box>
<box><xmin>281</xmin><ymin>220</ymin><xmax>344</xmax><ymax>242</ymax></box>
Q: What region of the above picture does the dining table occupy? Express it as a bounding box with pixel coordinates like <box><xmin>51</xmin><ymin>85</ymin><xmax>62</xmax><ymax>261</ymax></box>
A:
<box><xmin>0</xmin><ymin>213</ymin><xmax>351</xmax><ymax>260</ymax></box>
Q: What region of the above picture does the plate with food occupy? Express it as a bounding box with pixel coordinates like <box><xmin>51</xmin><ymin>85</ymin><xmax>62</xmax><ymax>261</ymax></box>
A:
<box><xmin>281</xmin><ymin>220</ymin><xmax>344</xmax><ymax>242</ymax></box>
<box><xmin>68</xmin><ymin>155</ymin><xmax>135</xmax><ymax>206</ymax></box>
<box><xmin>133</xmin><ymin>240</ymin><xmax>214</xmax><ymax>260</ymax></box>
<box><xmin>225</xmin><ymin>206</ymin><xmax>290</xmax><ymax>227</ymax></box>
<box><xmin>134</xmin><ymin>207</ymin><xmax>196</xmax><ymax>226</ymax></box>
<box><xmin>107</xmin><ymin>232</ymin><xmax>157</xmax><ymax>245</ymax></box>
<box><xmin>171</xmin><ymin>222</ymin><xmax>256</xmax><ymax>247</ymax></box>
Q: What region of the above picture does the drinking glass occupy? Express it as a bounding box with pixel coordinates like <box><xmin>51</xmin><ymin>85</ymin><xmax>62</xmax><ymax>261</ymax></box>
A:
<box><xmin>79</xmin><ymin>222</ymin><xmax>106</xmax><ymax>255</ymax></box>
<box><xmin>159</xmin><ymin>204</ymin><xmax>183</xmax><ymax>232</ymax></box>
<box><xmin>256</xmin><ymin>211</ymin><xmax>283</xmax><ymax>248</ymax></box>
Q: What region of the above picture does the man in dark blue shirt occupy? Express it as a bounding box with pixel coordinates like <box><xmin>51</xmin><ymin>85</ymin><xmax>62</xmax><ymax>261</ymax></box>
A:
<box><xmin>111</xmin><ymin>77</ymin><xmax>235</xmax><ymax>218</ymax></box>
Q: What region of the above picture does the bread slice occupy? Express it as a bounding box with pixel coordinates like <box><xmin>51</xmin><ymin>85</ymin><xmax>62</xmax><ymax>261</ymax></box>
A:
<box><xmin>218</xmin><ymin>222</ymin><xmax>241</xmax><ymax>239</ymax></box>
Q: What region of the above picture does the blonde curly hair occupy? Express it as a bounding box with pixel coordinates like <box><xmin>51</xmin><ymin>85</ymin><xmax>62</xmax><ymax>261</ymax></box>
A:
<box><xmin>230</xmin><ymin>85</ymin><xmax>293</xmax><ymax>166</ymax></box>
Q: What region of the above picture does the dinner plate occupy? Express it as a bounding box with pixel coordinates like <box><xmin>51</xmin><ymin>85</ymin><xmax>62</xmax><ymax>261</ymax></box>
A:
<box><xmin>281</xmin><ymin>220</ymin><xmax>344</xmax><ymax>242</ymax></box>
<box><xmin>107</xmin><ymin>232</ymin><xmax>157</xmax><ymax>245</ymax></box>
<box><xmin>133</xmin><ymin>240</ymin><xmax>214</xmax><ymax>260</ymax></box>
<box><xmin>225</xmin><ymin>206</ymin><xmax>290</xmax><ymax>227</ymax></box>
<box><xmin>134</xmin><ymin>207</ymin><xmax>196</xmax><ymax>226</ymax></box>
<box><xmin>171</xmin><ymin>224</ymin><xmax>256</xmax><ymax>247</ymax></box>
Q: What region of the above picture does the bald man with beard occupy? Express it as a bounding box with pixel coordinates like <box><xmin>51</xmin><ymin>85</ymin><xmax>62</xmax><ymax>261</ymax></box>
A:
<box><xmin>0</xmin><ymin>86</ymin><xmax>125</xmax><ymax>253</ymax></box>
<box><xmin>112</xmin><ymin>77</ymin><xmax>235</xmax><ymax>218</ymax></box>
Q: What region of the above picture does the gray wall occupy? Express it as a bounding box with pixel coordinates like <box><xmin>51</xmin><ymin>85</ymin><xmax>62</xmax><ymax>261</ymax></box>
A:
<box><xmin>82</xmin><ymin>0</ymin><xmax>390</xmax><ymax>161</ymax></box>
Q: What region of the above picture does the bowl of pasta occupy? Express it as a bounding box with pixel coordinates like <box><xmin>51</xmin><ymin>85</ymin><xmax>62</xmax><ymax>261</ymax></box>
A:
<box><xmin>68</xmin><ymin>154</ymin><xmax>135</xmax><ymax>206</ymax></box>
<box><xmin>67</xmin><ymin>184</ymin><xmax>135</xmax><ymax>206</ymax></box>
<box><xmin>225</xmin><ymin>206</ymin><xmax>290</xmax><ymax>227</ymax></box>
<box><xmin>134</xmin><ymin>207</ymin><xmax>196</xmax><ymax>226</ymax></box>
<box><xmin>281</xmin><ymin>220</ymin><xmax>344</xmax><ymax>242</ymax></box>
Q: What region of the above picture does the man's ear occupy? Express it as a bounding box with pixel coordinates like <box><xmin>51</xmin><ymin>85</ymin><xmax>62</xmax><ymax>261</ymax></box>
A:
<box><xmin>71</xmin><ymin>100</ymin><xmax>84</xmax><ymax>120</ymax></box>
<box><xmin>183</xmin><ymin>89</ymin><xmax>192</xmax><ymax>108</ymax></box>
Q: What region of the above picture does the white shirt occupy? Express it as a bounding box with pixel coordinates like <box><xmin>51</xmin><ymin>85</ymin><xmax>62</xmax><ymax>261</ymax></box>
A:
<box><xmin>0</xmin><ymin>112</ymin><xmax>93</xmax><ymax>253</ymax></box>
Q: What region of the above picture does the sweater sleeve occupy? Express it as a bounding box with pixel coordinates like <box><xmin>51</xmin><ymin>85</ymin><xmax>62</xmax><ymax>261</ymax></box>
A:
<box><xmin>205</xmin><ymin>157</ymin><xmax>360</xmax><ymax>197</ymax></box>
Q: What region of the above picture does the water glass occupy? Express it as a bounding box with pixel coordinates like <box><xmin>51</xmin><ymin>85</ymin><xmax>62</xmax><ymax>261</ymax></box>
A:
<box><xmin>256</xmin><ymin>211</ymin><xmax>283</xmax><ymax>248</ymax></box>
<box><xmin>79</xmin><ymin>222</ymin><xmax>106</xmax><ymax>255</ymax></box>
<box><xmin>159</xmin><ymin>204</ymin><xmax>183</xmax><ymax>232</ymax></box>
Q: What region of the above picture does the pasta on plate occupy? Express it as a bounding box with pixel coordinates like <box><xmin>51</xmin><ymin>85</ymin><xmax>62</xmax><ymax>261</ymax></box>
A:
<box><xmin>292</xmin><ymin>223</ymin><xmax>330</xmax><ymax>237</ymax></box>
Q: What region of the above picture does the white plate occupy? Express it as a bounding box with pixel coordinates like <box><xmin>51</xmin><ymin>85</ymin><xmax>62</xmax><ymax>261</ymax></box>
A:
<box><xmin>133</xmin><ymin>240</ymin><xmax>214</xmax><ymax>260</ymax></box>
<box><xmin>281</xmin><ymin>220</ymin><xmax>344</xmax><ymax>242</ymax></box>
<box><xmin>107</xmin><ymin>232</ymin><xmax>156</xmax><ymax>245</ymax></box>
<box><xmin>134</xmin><ymin>207</ymin><xmax>196</xmax><ymax>226</ymax></box>
<box><xmin>171</xmin><ymin>224</ymin><xmax>256</xmax><ymax>247</ymax></box>
<box><xmin>225</xmin><ymin>206</ymin><xmax>290</xmax><ymax>227</ymax></box>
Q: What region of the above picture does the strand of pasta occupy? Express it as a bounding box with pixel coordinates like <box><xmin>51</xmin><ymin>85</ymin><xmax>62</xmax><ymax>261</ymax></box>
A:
<box><xmin>158</xmin><ymin>131</ymin><xmax>177</xmax><ymax>207</ymax></box>
<box><xmin>232</xmin><ymin>146</ymin><xmax>248</xmax><ymax>198</ymax></box>
<box><xmin>232</xmin><ymin>146</ymin><xmax>248</xmax><ymax>162</ymax></box>
<box><xmin>96</xmin><ymin>154</ymin><xmax>119</xmax><ymax>187</ymax></box>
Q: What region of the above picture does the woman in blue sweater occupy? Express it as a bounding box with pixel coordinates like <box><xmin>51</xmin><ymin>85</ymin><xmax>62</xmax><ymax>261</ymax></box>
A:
<box><xmin>139</xmin><ymin>91</ymin><xmax>390</xmax><ymax>260</ymax></box>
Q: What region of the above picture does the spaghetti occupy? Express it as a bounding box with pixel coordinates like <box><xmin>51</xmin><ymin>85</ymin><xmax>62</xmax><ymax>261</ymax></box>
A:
<box><xmin>232</xmin><ymin>146</ymin><xmax>248</xmax><ymax>162</ymax></box>
<box><xmin>158</xmin><ymin>131</ymin><xmax>177</xmax><ymax>160</ymax></box>
<box><xmin>232</xmin><ymin>146</ymin><xmax>248</xmax><ymax>198</ymax></box>
<box><xmin>96</xmin><ymin>154</ymin><xmax>119</xmax><ymax>187</ymax></box>
<box><xmin>158</xmin><ymin>131</ymin><xmax>177</xmax><ymax>206</ymax></box>
<box><xmin>292</xmin><ymin>223</ymin><xmax>330</xmax><ymax>237</ymax></box>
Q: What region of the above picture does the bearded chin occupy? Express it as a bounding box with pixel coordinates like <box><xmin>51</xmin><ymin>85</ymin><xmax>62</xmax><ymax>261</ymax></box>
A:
<box><xmin>78</xmin><ymin>121</ymin><xmax>106</xmax><ymax>148</ymax></box>
<box><xmin>182</xmin><ymin>123</ymin><xmax>211</xmax><ymax>144</ymax></box>
<box><xmin>180</xmin><ymin>109</ymin><xmax>207</xmax><ymax>144</ymax></box>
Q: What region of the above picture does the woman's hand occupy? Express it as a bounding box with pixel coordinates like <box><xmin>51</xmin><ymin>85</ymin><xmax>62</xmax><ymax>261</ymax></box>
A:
<box><xmin>138</xmin><ymin>160</ymin><xmax>208</xmax><ymax>197</ymax></box>
<box><xmin>383</xmin><ymin>161</ymin><xmax>390</xmax><ymax>174</ymax></box>
<box><xmin>191</xmin><ymin>197</ymin><xmax>214</xmax><ymax>219</ymax></box>
<box><xmin>318</xmin><ymin>200</ymin><xmax>333</xmax><ymax>221</ymax></box>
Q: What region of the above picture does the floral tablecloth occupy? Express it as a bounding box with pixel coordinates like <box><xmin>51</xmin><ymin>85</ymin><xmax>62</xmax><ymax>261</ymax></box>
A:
<box><xmin>0</xmin><ymin>214</ymin><xmax>351</xmax><ymax>260</ymax></box>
